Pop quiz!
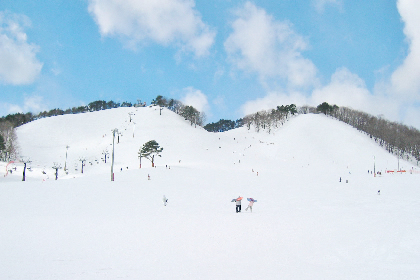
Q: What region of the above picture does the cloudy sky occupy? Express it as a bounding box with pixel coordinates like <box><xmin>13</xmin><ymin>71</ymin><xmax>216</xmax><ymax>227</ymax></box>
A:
<box><xmin>1</xmin><ymin>0</ymin><xmax>419</xmax><ymax>129</ymax></box>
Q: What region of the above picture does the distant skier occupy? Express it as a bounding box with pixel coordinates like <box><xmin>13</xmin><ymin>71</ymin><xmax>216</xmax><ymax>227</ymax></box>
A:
<box><xmin>231</xmin><ymin>196</ymin><xmax>243</xmax><ymax>213</ymax></box>
<box><xmin>245</xmin><ymin>199</ymin><xmax>254</xmax><ymax>212</ymax></box>
<box><xmin>163</xmin><ymin>195</ymin><xmax>168</xmax><ymax>206</ymax></box>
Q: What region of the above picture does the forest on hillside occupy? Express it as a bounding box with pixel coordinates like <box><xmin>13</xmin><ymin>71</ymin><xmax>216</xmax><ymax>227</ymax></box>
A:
<box><xmin>0</xmin><ymin>96</ymin><xmax>204</xmax><ymax>161</ymax></box>
<box><xmin>1</xmin><ymin>98</ymin><xmax>419</xmax><ymax>165</ymax></box>
<box><xmin>238</xmin><ymin>102</ymin><xmax>420</xmax><ymax>165</ymax></box>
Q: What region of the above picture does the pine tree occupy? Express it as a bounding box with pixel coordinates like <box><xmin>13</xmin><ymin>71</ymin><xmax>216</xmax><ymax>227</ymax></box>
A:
<box><xmin>139</xmin><ymin>140</ymin><xmax>163</xmax><ymax>167</ymax></box>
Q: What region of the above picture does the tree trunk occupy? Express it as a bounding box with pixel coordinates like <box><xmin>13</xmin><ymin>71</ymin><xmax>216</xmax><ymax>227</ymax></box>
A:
<box><xmin>22</xmin><ymin>162</ymin><xmax>26</xmax><ymax>181</ymax></box>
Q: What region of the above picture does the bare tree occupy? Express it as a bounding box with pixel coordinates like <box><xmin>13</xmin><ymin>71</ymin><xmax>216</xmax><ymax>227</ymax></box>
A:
<box><xmin>329</xmin><ymin>105</ymin><xmax>420</xmax><ymax>166</ymax></box>
<box><xmin>0</xmin><ymin>121</ymin><xmax>18</xmax><ymax>161</ymax></box>
<box><xmin>52</xmin><ymin>162</ymin><xmax>62</xmax><ymax>180</ymax></box>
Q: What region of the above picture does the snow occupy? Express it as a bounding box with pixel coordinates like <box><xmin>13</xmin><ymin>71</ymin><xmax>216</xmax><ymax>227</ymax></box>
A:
<box><xmin>1</xmin><ymin>107</ymin><xmax>419</xmax><ymax>279</ymax></box>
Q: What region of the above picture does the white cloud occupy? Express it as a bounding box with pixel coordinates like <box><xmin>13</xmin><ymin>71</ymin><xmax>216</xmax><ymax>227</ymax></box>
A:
<box><xmin>87</xmin><ymin>0</ymin><xmax>216</xmax><ymax>57</ymax></box>
<box><xmin>313</xmin><ymin>0</ymin><xmax>343</xmax><ymax>13</ymax></box>
<box><xmin>368</xmin><ymin>0</ymin><xmax>420</xmax><ymax>129</ymax></box>
<box><xmin>235</xmin><ymin>1</ymin><xmax>420</xmax><ymax>130</ymax></box>
<box><xmin>308</xmin><ymin>0</ymin><xmax>420</xmax><ymax>128</ymax></box>
<box><xmin>23</xmin><ymin>95</ymin><xmax>47</xmax><ymax>113</ymax></box>
<box><xmin>0</xmin><ymin>12</ymin><xmax>43</xmax><ymax>85</ymax></box>
<box><xmin>390</xmin><ymin>0</ymin><xmax>420</xmax><ymax>101</ymax></box>
<box><xmin>224</xmin><ymin>2</ymin><xmax>318</xmax><ymax>90</ymax></box>
<box><xmin>240</xmin><ymin>67</ymin><xmax>398</xmax><ymax>123</ymax></box>
<box><xmin>5</xmin><ymin>104</ymin><xmax>22</xmax><ymax>114</ymax></box>
<box><xmin>181</xmin><ymin>87</ymin><xmax>209</xmax><ymax>114</ymax></box>
<box><xmin>5</xmin><ymin>95</ymin><xmax>47</xmax><ymax>115</ymax></box>
<box><xmin>241</xmin><ymin>91</ymin><xmax>308</xmax><ymax>116</ymax></box>
<box><xmin>402</xmin><ymin>106</ymin><xmax>420</xmax><ymax>129</ymax></box>
<box><xmin>311</xmin><ymin>68</ymin><xmax>372</xmax><ymax>110</ymax></box>
<box><xmin>213</xmin><ymin>67</ymin><xmax>225</xmax><ymax>81</ymax></box>
<box><xmin>212</xmin><ymin>95</ymin><xmax>226</xmax><ymax>108</ymax></box>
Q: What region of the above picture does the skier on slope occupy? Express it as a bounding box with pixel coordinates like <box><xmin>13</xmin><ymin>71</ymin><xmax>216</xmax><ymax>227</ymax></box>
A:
<box><xmin>163</xmin><ymin>195</ymin><xmax>168</xmax><ymax>206</ymax></box>
<box><xmin>231</xmin><ymin>196</ymin><xmax>243</xmax><ymax>213</ymax></box>
<box><xmin>245</xmin><ymin>199</ymin><xmax>254</xmax><ymax>212</ymax></box>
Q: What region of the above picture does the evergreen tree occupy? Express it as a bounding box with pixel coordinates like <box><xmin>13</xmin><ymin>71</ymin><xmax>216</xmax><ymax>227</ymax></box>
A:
<box><xmin>139</xmin><ymin>140</ymin><xmax>163</xmax><ymax>167</ymax></box>
<box><xmin>204</xmin><ymin>119</ymin><xmax>238</xmax><ymax>132</ymax></box>
<box><xmin>153</xmin><ymin>95</ymin><xmax>168</xmax><ymax>107</ymax></box>
<box><xmin>121</xmin><ymin>101</ymin><xmax>133</xmax><ymax>107</ymax></box>
<box><xmin>316</xmin><ymin>102</ymin><xmax>338</xmax><ymax>115</ymax></box>
<box><xmin>88</xmin><ymin>100</ymin><xmax>107</xmax><ymax>111</ymax></box>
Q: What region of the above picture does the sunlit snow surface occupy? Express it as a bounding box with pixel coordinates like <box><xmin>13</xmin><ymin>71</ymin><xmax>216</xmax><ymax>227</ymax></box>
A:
<box><xmin>1</xmin><ymin>107</ymin><xmax>419</xmax><ymax>279</ymax></box>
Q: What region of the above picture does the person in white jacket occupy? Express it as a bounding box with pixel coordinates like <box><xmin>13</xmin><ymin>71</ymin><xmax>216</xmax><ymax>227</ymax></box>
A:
<box><xmin>245</xmin><ymin>200</ymin><xmax>254</xmax><ymax>212</ymax></box>
<box><xmin>231</xmin><ymin>196</ymin><xmax>243</xmax><ymax>213</ymax></box>
<box><xmin>163</xmin><ymin>195</ymin><xmax>168</xmax><ymax>206</ymax></box>
<box><xmin>235</xmin><ymin>196</ymin><xmax>243</xmax><ymax>213</ymax></box>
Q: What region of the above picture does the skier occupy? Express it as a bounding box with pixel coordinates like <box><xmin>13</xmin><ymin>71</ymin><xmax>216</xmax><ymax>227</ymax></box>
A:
<box><xmin>231</xmin><ymin>196</ymin><xmax>243</xmax><ymax>213</ymax></box>
<box><xmin>245</xmin><ymin>199</ymin><xmax>254</xmax><ymax>212</ymax></box>
<box><xmin>163</xmin><ymin>195</ymin><xmax>168</xmax><ymax>206</ymax></box>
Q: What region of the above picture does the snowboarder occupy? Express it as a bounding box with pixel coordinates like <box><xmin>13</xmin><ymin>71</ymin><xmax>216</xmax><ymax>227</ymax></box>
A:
<box><xmin>245</xmin><ymin>199</ymin><xmax>254</xmax><ymax>212</ymax></box>
<box><xmin>163</xmin><ymin>195</ymin><xmax>168</xmax><ymax>206</ymax></box>
<box><xmin>231</xmin><ymin>196</ymin><xmax>243</xmax><ymax>213</ymax></box>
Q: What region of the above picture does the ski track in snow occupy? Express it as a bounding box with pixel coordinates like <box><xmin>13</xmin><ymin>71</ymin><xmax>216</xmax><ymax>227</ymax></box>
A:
<box><xmin>1</xmin><ymin>107</ymin><xmax>419</xmax><ymax>279</ymax></box>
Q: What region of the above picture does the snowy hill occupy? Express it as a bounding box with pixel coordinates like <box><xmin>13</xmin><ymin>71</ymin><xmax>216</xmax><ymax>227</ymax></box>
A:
<box><xmin>12</xmin><ymin>106</ymin><xmax>413</xmax><ymax>179</ymax></box>
<box><xmin>1</xmin><ymin>107</ymin><xmax>419</xmax><ymax>279</ymax></box>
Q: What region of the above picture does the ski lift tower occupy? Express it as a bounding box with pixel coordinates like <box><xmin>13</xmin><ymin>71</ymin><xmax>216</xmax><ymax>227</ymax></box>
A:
<box><xmin>64</xmin><ymin>145</ymin><xmax>70</xmax><ymax>171</ymax></box>
<box><xmin>111</xmin><ymin>128</ymin><xmax>118</xmax><ymax>181</ymax></box>
<box><xmin>128</xmin><ymin>112</ymin><xmax>134</xmax><ymax>122</ymax></box>
<box><xmin>373</xmin><ymin>156</ymin><xmax>376</xmax><ymax>177</ymax></box>
<box><xmin>21</xmin><ymin>158</ymin><xmax>32</xmax><ymax>181</ymax></box>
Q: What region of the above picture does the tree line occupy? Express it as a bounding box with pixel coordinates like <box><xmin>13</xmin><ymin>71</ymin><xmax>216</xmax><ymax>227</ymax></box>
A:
<box><xmin>242</xmin><ymin>104</ymin><xmax>298</xmax><ymax>133</ymax></box>
<box><xmin>2</xmin><ymin>97</ymin><xmax>419</xmax><ymax>165</ymax></box>
<box><xmin>0</xmin><ymin>100</ymin><xmax>134</xmax><ymax>129</ymax></box>
<box><xmin>231</xmin><ymin>101</ymin><xmax>419</xmax><ymax>165</ymax></box>
<box><xmin>204</xmin><ymin>119</ymin><xmax>244</xmax><ymax>132</ymax></box>
<box><xmin>315</xmin><ymin>102</ymin><xmax>420</xmax><ymax>165</ymax></box>
<box><xmin>0</xmin><ymin>100</ymin><xmax>135</xmax><ymax>161</ymax></box>
<box><xmin>0</xmin><ymin>96</ymin><xmax>208</xmax><ymax>130</ymax></box>
<box><xmin>0</xmin><ymin>96</ymin><xmax>206</xmax><ymax>161</ymax></box>
<box><xmin>204</xmin><ymin>104</ymin><xmax>298</xmax><ymax>133</ymax></box>
<box><xmin>151</xmin><ymin>95</ymin><xmax>206</xmax><ymax>127</ymax></box>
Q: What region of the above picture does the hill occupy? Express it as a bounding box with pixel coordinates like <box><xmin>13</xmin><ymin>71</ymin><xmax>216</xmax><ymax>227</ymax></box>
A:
<box><xmin>1</xmin><ymin>107</ymin><xmax>419</xmax><ymax>279</ymax></box>
<box><xmin>12</xmin><ymin>106</ymin><xmax>415</xmax><ymax>178</ymax></box>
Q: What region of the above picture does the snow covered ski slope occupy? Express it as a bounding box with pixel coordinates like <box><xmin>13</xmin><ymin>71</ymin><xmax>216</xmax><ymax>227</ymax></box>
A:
<box><xmin>1</xmin><ymin>107</ymin><xmax>419</xmax><ymax>279</ymax></box>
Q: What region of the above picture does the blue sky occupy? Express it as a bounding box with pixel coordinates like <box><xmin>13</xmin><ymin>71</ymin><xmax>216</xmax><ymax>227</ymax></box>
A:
<box><xmin>1</xmin><ymin>0</ymin><xmax>420</xmax><ymax>129</ymax></box>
